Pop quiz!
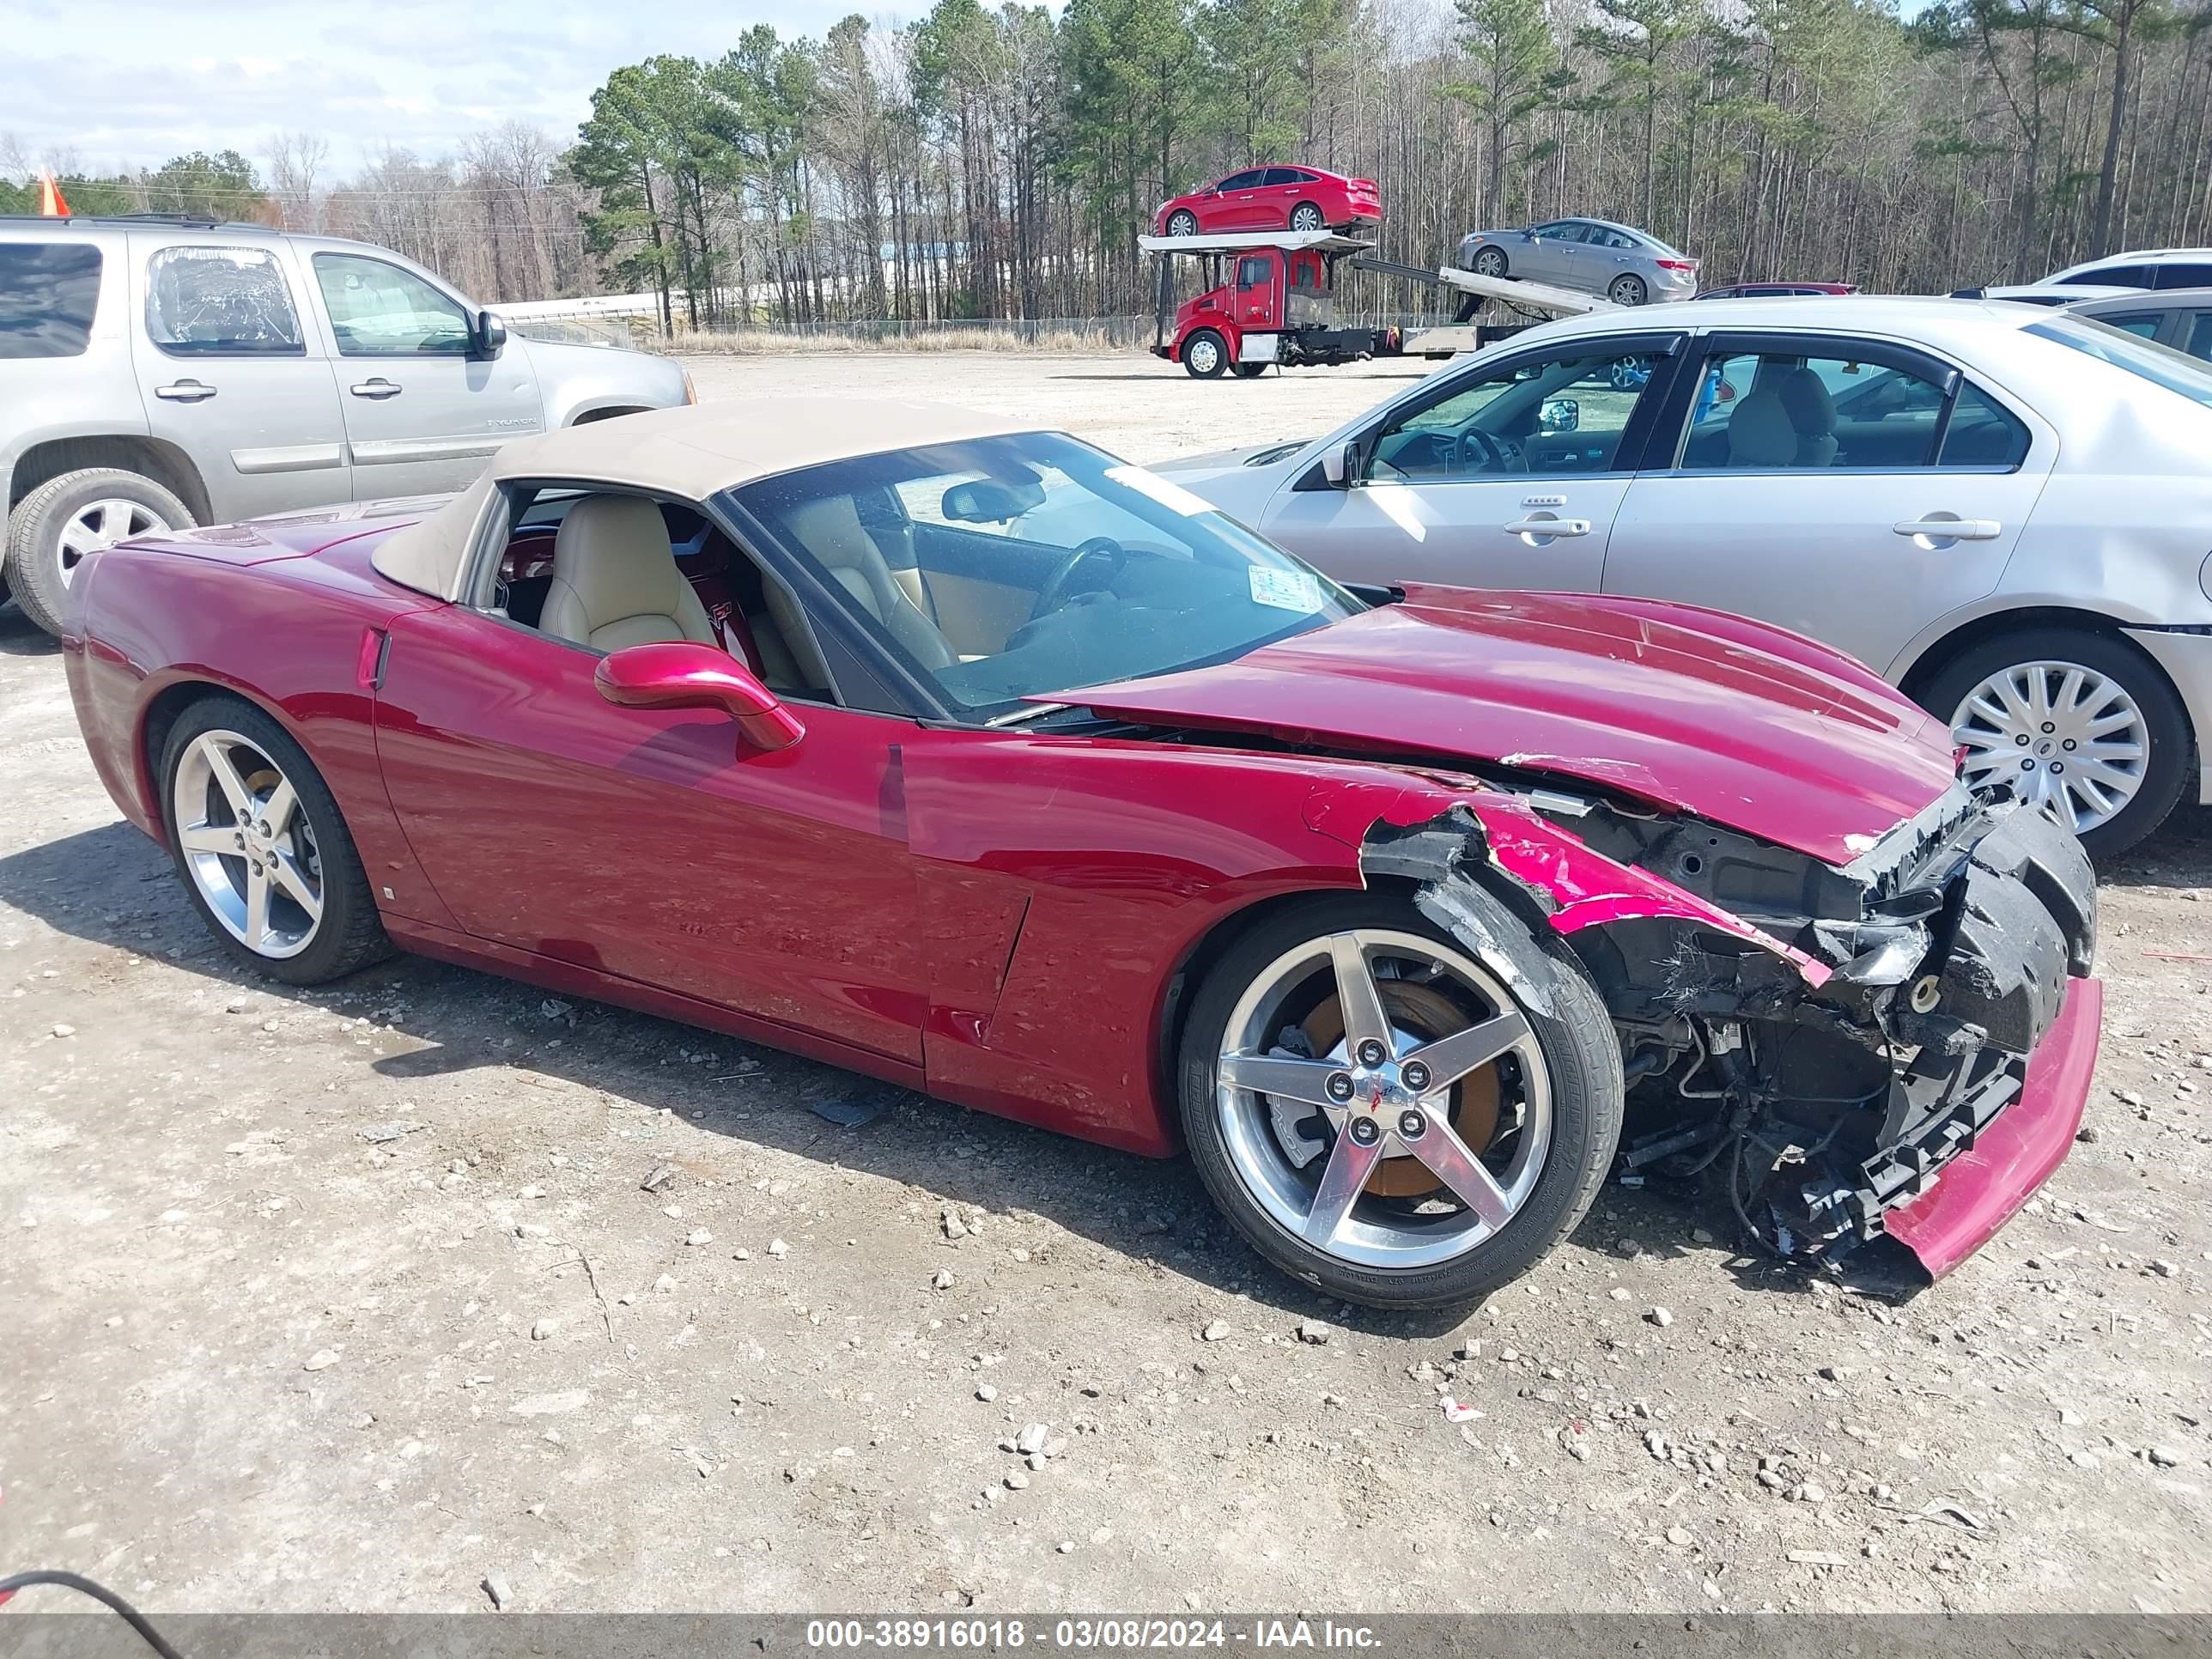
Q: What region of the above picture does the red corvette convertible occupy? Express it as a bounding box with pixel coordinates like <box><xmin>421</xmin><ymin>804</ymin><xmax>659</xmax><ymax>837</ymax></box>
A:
<box><xmin>59</xmin><ymin>402</ymin><xmax>2099</xmax><ymax>1308</ymax></box>
<box><xmin>1154</xmin><ymin>166</ymin><xmax>1381</xmax><ymax>238</ymax></box>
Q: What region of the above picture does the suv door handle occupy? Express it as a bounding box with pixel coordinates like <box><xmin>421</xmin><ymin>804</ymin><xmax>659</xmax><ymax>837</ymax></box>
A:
<box><xmin>350</xmin><ymin>378</ymin><xmax>402</xmax><ymax>399</ymax></box>
<box><xmin>154</xmin><ymin>379</ymin><xmax>216</xmax><ymax>402</ymax></box>
<box><xmin>1893</xmin><ymin>516</ymin><xmax>2001</xmax><ymax>541</ymax></box>
<box><xmin>1503</xmin><ymin>517</ymin><xmax>1592</xmax><ymax>537</ymax></box>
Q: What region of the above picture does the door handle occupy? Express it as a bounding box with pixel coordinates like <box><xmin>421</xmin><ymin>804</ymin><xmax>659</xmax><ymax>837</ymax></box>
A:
<box><xmin>350</xmin><ymin>378</ymin><xmax>402</xmax><ymax>399</ymax></box>
<box><xmin>1503</xmin><ymin>517</ymin><xmax>1592</xmax><ymax>537</ymax></box>
<box><xmin>1893</xmin><ymin>516</ymin><xmax>2001</xmax><ymax>541</ymax></box>
<box><xmin>154</xmin><ymin>379</ymin><xmax>216</xmax><ymax>402</ymax></box>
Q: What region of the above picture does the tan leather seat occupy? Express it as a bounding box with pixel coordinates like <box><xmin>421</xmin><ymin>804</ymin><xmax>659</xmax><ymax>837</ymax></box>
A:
<box><xmin>541</xmin><ymin>495</ymin><xmax>719</xmax><ymax>653</ymax></box>
<box><xmin>1725</xmin><ymin>389</ymin><xmax>1798</xmax><ymax>468</ymax></box>
<box><xmin>780</xmin><ymin>495</ymin><xmax>957</xmax><ymax>671</ymax></box>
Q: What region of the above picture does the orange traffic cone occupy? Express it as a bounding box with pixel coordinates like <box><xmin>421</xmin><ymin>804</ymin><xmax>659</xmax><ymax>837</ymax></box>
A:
<box><xmin>36</xmin><ymin>168</ymin><xmax>70</xmax><ymax>216</ymax></box>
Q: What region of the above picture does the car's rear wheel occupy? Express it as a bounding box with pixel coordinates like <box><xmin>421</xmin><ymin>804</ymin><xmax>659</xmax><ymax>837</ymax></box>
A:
<box><xmin>1182</xmin><ymin>328</ymin><xmax>1230</xmax><ymax>380</ymax></box>
<box><xmin>1167</xmin><ymin>210</ymin><xmax>1200</xmax><ymax>238</ymax></box>
<box><xmin>1233</xmin><ymin>362</ymin><xmax>1268</xmax><ymax>379</ymax></box>
<box><xmin>1289</xmin><ymin>202</ymin><xmax>1326</xmax><ymax>232</ymax></box>
<box><xmin>1608</xmin><ymin>273</ymin><xmax>1649</xmax><ymax>306</ymax></box>
<box><xmin>1178</xmin><ymin>890</ymin><xmax>1622</xmax><ymax>1309</ymax></box>
<box><xmin>160</xmin><ymin>696</ymin><xmax>392</xmax><ymax>985</ymax></box>
<box><xmin>5</xmin><ymin>467</ymin><xmax>193</xmax><ymax>638</ymax></box>
<box><xmin>1471</xmin><ymin>246</ymin><xmax>1509</xmax><ymax>278</ymax></box>
<box><xmin>1921</xmin><ymin>628</ymin><xmax>2191</xmax><ymax>860</ymax></box>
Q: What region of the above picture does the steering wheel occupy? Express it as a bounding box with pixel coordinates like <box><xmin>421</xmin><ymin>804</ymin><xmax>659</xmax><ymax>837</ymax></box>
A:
<box><xmin>1031</xmin><ymin>537</ymin><xmax>1127</xmax><ymax>620</ymax></box>
<box><xmin>1454</xmin><ymin>428</ymin><xmax>1523</xmax><ymax>473</ymax></box>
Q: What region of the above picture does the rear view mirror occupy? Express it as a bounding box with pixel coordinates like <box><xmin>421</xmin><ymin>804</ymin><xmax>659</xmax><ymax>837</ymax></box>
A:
<box><xmin>941</xmin><ymin>477</ymin><xmax>1043</xmax><ymax>523</ymax></box>
<box><xmin>1540</xmin><ymin>398</ymin><xmax>1580</xmax><ymax>434</ymax></box>
<box><xmin>594</xmin><ymin>641</ymin><xmax>804</xmax><ymax>752</ymax></box>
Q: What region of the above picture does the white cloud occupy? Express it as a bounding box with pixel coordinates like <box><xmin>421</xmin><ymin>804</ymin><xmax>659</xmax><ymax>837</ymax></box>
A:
<box><xmin>3</xmin><ymin>0</ymin><xmax>899</xmax><ymax>171</ymax></box>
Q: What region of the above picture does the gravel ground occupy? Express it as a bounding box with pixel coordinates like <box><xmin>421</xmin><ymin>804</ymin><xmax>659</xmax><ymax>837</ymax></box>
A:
<box><xmin>1</xmin><ymin>350</ymin><xmax>2208</xmax><ymax>1616</ymax></box>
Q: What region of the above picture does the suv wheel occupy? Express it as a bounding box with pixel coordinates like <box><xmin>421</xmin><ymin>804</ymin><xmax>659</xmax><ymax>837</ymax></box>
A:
<box><xmin>5</xmin><ymin>467</ymin><xmax>194</xmax><ymax>637</ymax></box>
<box><xmin>1921</xmin><ymin>628</ymin><xmax>2192</xmax><ymax>860</ymax></box>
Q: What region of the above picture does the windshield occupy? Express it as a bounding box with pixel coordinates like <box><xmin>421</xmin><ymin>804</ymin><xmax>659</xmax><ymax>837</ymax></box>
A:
<box><xmin>731</xmin><ymin>431</ymin><xmax>1363</xmax><ymax>717</ymax></box>
<box><xmin>2027</xmin><ymin>317</ymin><xmax>2212</xmax><ymax>410</ymax></box>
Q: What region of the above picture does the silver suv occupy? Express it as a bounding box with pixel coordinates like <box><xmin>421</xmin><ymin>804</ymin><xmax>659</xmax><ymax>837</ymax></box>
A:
<box><xmin>1</xmin><ymin>216</ymin><xmax>693</xmax><ymax>636</ymax></box>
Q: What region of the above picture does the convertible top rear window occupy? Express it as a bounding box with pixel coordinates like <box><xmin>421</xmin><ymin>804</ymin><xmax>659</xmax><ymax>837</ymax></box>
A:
<box><xmin>732</xmin><ymin>431</ymin><xmax>1362</xmax><ymax>718</ymax></box>
<box><xmin>2027</xmin><ymin>316</ymin><xmax>2212</xmax><ymax>410</ymax></box>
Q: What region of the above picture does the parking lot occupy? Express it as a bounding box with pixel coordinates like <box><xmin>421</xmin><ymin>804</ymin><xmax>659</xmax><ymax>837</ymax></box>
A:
<box><xmin>3</xmin><ymin>349</ymin><xmax>2210</xmax><ymax>1615</ymax></box>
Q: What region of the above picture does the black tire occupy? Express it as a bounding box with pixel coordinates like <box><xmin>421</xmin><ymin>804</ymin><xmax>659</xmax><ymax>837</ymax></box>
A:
<box><xmin>1182</xmin><ymin>328</ymin><xmax>1231</xmax><ymax>380</ymax></box>
<box><xmin>1232</xmin><ymin>362</ymin><xmax>1268</xmax><ymax>379</ymax></box>
<box><xmin>1177</xmin><ymin>888</ymin><xmax>1624</xmax><ymax>1310</ymax></box>
<box><xmin>1166</xmin><ymin>210</ymin><xmax>1200</xmax><ymax>238</ymax></box>
<box><xmin>4</xmin><ymin>467</ymin><xmax>194</xmax><ymax>638</ymax></box>
<box><xmin>1917</xmin><ymin>627</ymin><xmax>2192</xmax><ymax>860</ymax></box>
<box><xmin>160</xmin><ymin>696</ymin><xmax>392</xmax><ymax>986</ymax></box>
<box><xmin>1289</xmin><ymin>202</ymin><xmax>1326</xmax><ymax>232</ymax></box>
<box><xmin>1608</xmin><ymin>273</ymin><xmax>1649</xmax><ymax>307</ymax></box>
<box><xmin>1471</xmin><ymin>246</ymin><xmax>1509</xmax><ymax>278</ymax></box>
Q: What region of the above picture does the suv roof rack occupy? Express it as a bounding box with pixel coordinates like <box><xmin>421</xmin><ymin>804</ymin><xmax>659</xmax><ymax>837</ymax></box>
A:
<box><xmin>0</xmin><ymin>212</ymin><xmax>262</xmax><ymax>231</ymax></box>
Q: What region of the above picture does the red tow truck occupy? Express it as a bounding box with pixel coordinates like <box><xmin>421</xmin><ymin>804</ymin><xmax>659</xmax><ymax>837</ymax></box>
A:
<box><xmin>1141</xmin><ymin>228</ymin><xmax>1612</xmax><ymax>379</ymax></box>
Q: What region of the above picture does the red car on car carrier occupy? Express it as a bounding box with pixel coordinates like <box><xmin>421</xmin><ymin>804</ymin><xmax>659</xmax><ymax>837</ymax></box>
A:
<box><xmin>58</xmin><ymin>401</ymin><xmax>2100</xmax><ymax>1309</ymax></box>
<box><xmin>1155</xmin><ymin>166</ymin><xmax>1381</xmax><ymax>238</ymax></box>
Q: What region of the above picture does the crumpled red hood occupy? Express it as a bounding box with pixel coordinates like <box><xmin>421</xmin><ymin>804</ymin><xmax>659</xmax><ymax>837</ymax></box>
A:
<box><xmin>1055</xmin><ymin>585</ymin><xmax>1959</xmax><ymax>866</ymax></box>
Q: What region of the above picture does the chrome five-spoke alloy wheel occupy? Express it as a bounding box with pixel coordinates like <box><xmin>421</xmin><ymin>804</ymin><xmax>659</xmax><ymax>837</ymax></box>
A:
<box><xmin>171</xmin><ymin>729</ymin><xmax>325</xmax><ymax>959</ymax></box>
<box><xmin>1950</xmin><ymin>659</ymin><xmax>2148</xmax><ymax>836</ymax></box>
<box><xmin>1214</xmin><ymin>929</ymin><xmax>1551</xmax><ymax>1271</ymax></box>
<box><xmin>58</xmin><ymin>499</ymin><xmax>172</xmax><ymax>590</ymax></box>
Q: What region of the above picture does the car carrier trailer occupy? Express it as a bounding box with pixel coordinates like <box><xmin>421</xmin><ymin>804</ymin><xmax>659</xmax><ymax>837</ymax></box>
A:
<box><xmin>1141</xmin><ymin>229</ymin><xmax>1618</xmax><ymax>377</ymax></box>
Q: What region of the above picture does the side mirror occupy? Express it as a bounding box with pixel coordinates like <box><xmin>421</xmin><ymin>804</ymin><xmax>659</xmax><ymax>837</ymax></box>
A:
<box><xmin>1320</xmin><ymin>438</ymin><xmax>1352</xmax><ymax>487</ymax></box>
<box><xmin>1540</xmin><ymin>398</ymin><xmax>1580</xmax><ymax>434</ymax></box>
<box><xmin>475</xmin><ymin>309</ymin><xmax>508</xmax><ymax>358</ymax></box>
<box><xmin>594</xmin><ymin>641</ymin><xmax>804</xmax><ymax>753</ymax></box>
<box><xmin>1521</xmin><ymin>228</ymin><xmax>1537</xmax><ymax>240</ymax></box>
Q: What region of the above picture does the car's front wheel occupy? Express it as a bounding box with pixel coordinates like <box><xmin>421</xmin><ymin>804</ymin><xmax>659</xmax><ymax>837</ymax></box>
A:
<box><xmin>1471</xmin><ymin>246</ymin><xmax>1509</xmax><ymax>278</ymax></box>
<box><xmin>1182</xmin><ymin>328</ymin><xmax>1230</xmax><ymax>379</ymax></box>
<box><xmin>161</xmin><ymin>696</ymin><xmax>392</xmax><ymax>985</ymax></box>
<box><xmin>1178</xmin><ymin>890</ymin><xmax>1622</xmax><ymax>1309</ymax></box>
<box><xmin>5</xmin><ymin>467</ymin><xmax>194</xmax><ymax>638</ymax></box>
<box><xmin>1922</xmin><ymin>628</ymin><xmax>2192</xmax><ymax>860</ymax></box>
<box><xmin>1166</xmin><ymin>210</ymin><xmax>1200</xmax><ymax>238</ymax></box>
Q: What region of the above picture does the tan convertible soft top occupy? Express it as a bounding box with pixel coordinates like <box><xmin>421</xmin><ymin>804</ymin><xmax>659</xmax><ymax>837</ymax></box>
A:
<box><xmin>372</xmin><ymin>396</ymin><xmax>1036</xmax><ymax>602</ymax></box>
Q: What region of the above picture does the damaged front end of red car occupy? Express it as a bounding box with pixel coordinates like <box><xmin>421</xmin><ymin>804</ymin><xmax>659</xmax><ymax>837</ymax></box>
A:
<box><xmin>1359</xmin><ymin>781</ymin><xmax>2100</xmax><ymax>1285</ymax></box>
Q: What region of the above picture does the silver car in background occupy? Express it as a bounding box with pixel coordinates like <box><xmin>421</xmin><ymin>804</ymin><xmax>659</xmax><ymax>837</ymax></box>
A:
<box><xmin>1</xmin><ymin>216</ymin><xmax>693</xmax><ymax>637</ymax></box>
<box><xmin>2063</xmin><ymin>286</ymin><xmax>2212</xmax><ymax>362</ymax></box>
<box><xmin>1161</xmin><ymin>296</ymin><xmax>2212</xmax><ymax>857</ymax></box>
<box><xmin>1455</xmin><ymin>217</ymin><xmax>1700</xmax><ymax>307</ymax></box>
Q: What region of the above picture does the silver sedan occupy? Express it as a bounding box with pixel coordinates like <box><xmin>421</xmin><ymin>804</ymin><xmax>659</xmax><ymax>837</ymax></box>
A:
<box><xmin>1455</xmin><ymin>217</ymin><xmax>1700</xmax><ymax>307</ymax></box>
<box><xmin>1160</xmin><ymin>295</ymin><xmax>2212</xmax><ymax>856</ymax></box>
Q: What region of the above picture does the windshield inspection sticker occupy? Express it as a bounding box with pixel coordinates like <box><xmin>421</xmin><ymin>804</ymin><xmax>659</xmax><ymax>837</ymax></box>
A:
<box><xmin>1105</xmin><ymin>464</ymin><xmax>1217</xmax><ymax>518</ymax></box>
<box><xmin>1249</xmin><ymin>566</ymin><xmax>1325</xmax><ymax>612</ymax></box>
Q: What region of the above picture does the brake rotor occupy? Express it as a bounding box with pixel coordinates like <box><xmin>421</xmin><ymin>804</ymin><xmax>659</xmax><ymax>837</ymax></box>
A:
<box><xmin>1301</xmin><ymin>981</ymin><xmax>1502</xmax><ymax>1199</ymax></box>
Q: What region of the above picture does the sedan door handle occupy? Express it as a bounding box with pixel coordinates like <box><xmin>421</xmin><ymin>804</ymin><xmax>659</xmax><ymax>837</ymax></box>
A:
<box><xmin>349</xmin><ymin>378</ymin><xmax>402</xmax><ymax>399</ymax></box>
<box><xmin>153</xmin><ymin>379</ymin><xmax>216</xmax><ymax>403</ymax></box>
<box><xmin>1893</xmin><ymin>516</ymin><xmax>2002</xmax><ymax>541</ymax></box>
<box><xmin>1503</xmin><ymin>517</ymin><xmax>1592</xmax><ymax>537</ymax></box>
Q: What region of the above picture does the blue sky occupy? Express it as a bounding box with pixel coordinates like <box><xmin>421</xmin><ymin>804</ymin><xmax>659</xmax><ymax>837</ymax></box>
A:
<box><xmin>4</xmin><ymin>0</ymin><xmax>903</xmax><ymax>172</ymax></box>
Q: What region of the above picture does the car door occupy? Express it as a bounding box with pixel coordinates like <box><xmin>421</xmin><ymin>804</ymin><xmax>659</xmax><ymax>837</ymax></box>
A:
<box><xmin>1518</xmin><ymin>222</ymin><xmax>1586</xmax><ymax>286</ymax></box>
<box><xmin>1601</xmin><ymin>330</ymin><xmax>2053</xmax><ymax>678</ymax></box>
<box><xmin>128</xmin><ymin>233</ymin><xmax>352</xmax><ymax>517</ymax></box>
<box><xmin>305</xmin><ymin>248</ymin><xmax>545</xmax><ymax>500</ymax></box>
<box><xmin>371</xmin><ymin>495</ymin><xmax>925</xmax><ymax>1065</ymax></box>
<box><xmin>1212</xmin><ymin>171</ymin><xmax>1269</xmax><ymax>229</ymax></box>
<box><xmin>1255</xmin><ymin>331</ymin><xmax>1686</xmax><ymax>592</ymax></box>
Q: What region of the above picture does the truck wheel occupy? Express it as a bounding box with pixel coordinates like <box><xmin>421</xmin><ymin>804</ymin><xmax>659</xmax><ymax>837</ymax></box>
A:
<box><xmin>1920</xmin><ymin>628</ymin><xmax>2191</xmax><ymax>860</ymax></box>
<box><xmin>1289</xmin><ymin>202</ymin><xmax>1326</xmax><ymax>232</ymax></box>
<box><xmin>1167</xmin><ymin>210</ymin><xmax>1200</xmax><ymax>238</ymax></box>
<box><xmin>1233</xmin><ymin>362</ymin><xmax>1268</xmax><ymax>379</ymax></box>
<box><xmin>1182</xmin><ymin>329</ymin><xmax>1230</xmax><ymax>379</ymax></box>
<box><xmin>5</xmin><ymin>467</ymin><xmax>194</xmax><ymax>638</ymax></box>
<box><xmin>1471</xmin><ymin>246</ymin><xmax>1509</xmax><ymax>278</ymax></box>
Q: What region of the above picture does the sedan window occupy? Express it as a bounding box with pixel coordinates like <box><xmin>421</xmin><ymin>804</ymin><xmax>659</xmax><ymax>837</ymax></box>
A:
<box><xmin>2187</xmin><ymin>313</ymin><xmax>2212</xmax><ymax>362</ymax></box>
<box><xmin>2027</xmin><ymin>316</ymin><xmax>2212</xmax><ymax>410</ymax></box>
<box><xmin>1216</xmin><ymin>170</ymin><xmax>1265</xmax><ymax>191</ymax></box>
<box><xmin>2098</xmin><ymin>312</ymin><xmax>2167</xmax><ymax>340</ymax></box>
<box><xmin>1370</xmin><ymin>349</ymin><xmax>1667</xmax><ymax>481</ymax></box>
<box><xmin>1680</xmin><ymin>350</ymin><xmax>1956</xmax><ymax>470</ymax></box>
<box><xmin>2154</xmin><ymin>263</ymin><xmax>2212</xmax><ymax>289</ymax></box>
